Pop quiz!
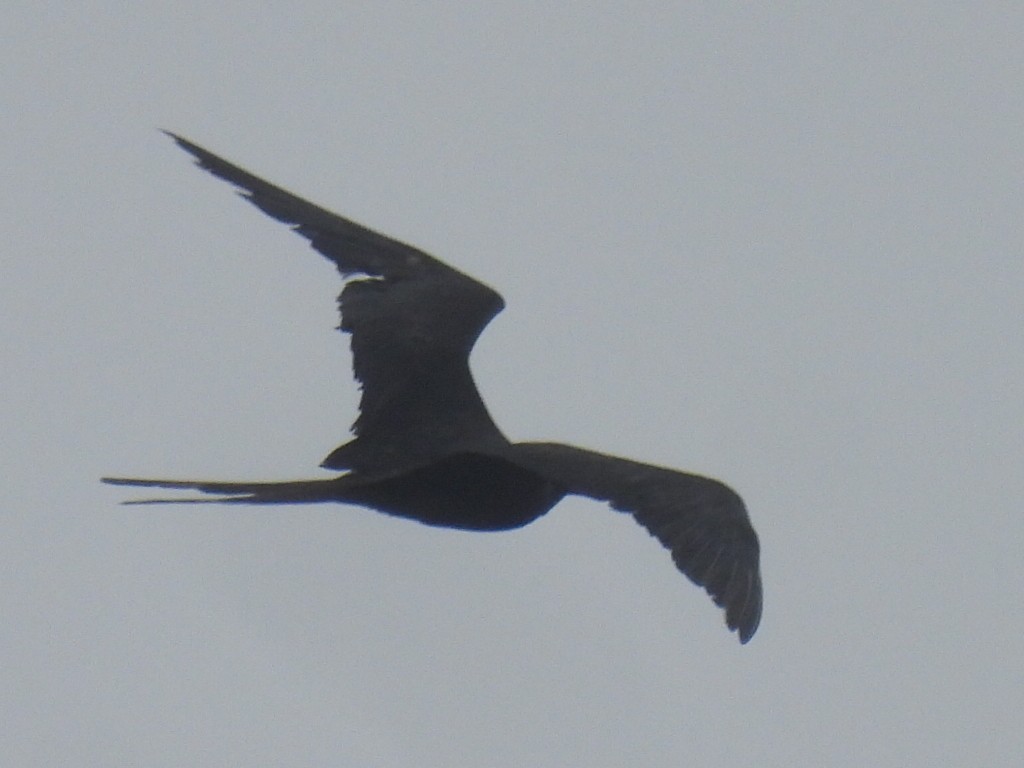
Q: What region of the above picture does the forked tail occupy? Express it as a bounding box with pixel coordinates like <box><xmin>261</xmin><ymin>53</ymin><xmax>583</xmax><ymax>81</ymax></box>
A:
<box><xmin>101</xmin><ymin>476</ymin><xmax>347</xmax><ymax>505</ymax></box>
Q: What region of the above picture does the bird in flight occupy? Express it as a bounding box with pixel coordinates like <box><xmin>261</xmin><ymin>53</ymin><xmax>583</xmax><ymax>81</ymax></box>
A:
<box><xmin>105</xmin><ymin>133</ymin><xmax>763</xmax><ymax>643</ymax></box>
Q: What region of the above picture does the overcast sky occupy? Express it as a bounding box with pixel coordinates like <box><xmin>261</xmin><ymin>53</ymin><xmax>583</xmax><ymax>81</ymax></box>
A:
<box><xmin>3</xmin><ymin>3</ymin><xmax>1022</xmax><ymax>765</ymax></box>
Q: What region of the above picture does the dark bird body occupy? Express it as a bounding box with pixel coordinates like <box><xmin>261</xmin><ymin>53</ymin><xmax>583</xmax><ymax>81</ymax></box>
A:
<box><xmin>104</xmin><ymin>134</ymin><xmax>763</xmax><ymax>642</ymax></box>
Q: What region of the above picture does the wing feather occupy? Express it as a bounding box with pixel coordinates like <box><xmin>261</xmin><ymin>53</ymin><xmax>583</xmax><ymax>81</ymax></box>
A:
<box><xmin>509</xmin><ymin>442</ymin><xmax>762</xmax><ymax>643</ymax></box>
<box><xmin>165</xmin><ymin>133</ymin><xmax>508</xmax><ymax>472</ymax></box>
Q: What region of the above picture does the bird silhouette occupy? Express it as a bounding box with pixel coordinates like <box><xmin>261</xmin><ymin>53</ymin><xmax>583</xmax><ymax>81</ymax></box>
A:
<box><xmin>104</xmin><ymin>133</ymin><xmax>763</xmax><ymax>643</ymax></box>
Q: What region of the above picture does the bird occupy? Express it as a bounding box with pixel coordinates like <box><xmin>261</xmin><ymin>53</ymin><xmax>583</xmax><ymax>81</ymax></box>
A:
<box><xmin>104</xmin><ymin>132</ymin><xmax>763</xmax><ymax>643</ymax></box>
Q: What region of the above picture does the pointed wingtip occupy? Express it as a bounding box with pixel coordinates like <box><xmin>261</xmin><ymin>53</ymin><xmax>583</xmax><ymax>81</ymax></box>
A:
<box><xmin>160</xmin><ymin>131</ymin><xmax>215</xmax><ymax>167</ymax></box>
<box><xmin>730</xmin><ymin>581</ymin><xmax>763</xmax><ymax>644</ymax></box>
<box><xmin>161</xmin><ymin>130</ymin><xmax>203</xmax><ymax>156</ymax></box>
<box><xmin>736</xmin><ymin>619</ymin><xmax>758</xmax><ymax>644</ymax></box>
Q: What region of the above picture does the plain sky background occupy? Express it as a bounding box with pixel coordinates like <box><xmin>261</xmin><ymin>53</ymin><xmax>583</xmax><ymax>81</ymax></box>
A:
<box><xmin>3</xmin><ymin>3</ymin><xmax>1022</xmax><ymax>765</ymax></box>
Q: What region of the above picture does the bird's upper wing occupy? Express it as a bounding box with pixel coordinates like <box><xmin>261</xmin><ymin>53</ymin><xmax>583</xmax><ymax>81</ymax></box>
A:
<box><xmin>166</xmin><ymin>133</ymin><xmax>508</xmax><ymax>471</ymax></box>
<box><xmin>509</xmin><ymin>442</ymin><xmax>762</xmax><ymax>643</ymax></box>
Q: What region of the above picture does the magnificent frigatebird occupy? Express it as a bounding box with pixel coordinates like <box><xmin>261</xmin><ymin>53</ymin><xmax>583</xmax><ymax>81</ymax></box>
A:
<box><xmin>104</xmin><ymin>134</ymin><xmax>763</xmax><ymax>642</ymax></box>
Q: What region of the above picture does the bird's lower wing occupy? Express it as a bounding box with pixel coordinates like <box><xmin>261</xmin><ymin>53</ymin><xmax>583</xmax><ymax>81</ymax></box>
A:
<box><xmin>508</xmin><ymin>442</ymin><xmax>762</xmax><ymax>643</ymax></box>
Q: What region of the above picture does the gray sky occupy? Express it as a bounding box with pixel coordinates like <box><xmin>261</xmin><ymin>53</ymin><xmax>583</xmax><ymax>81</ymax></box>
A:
<box><xmin>3</xmin><ymin>2</ymin><xmax>1022</xmax><ymax>765</ymax></box>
